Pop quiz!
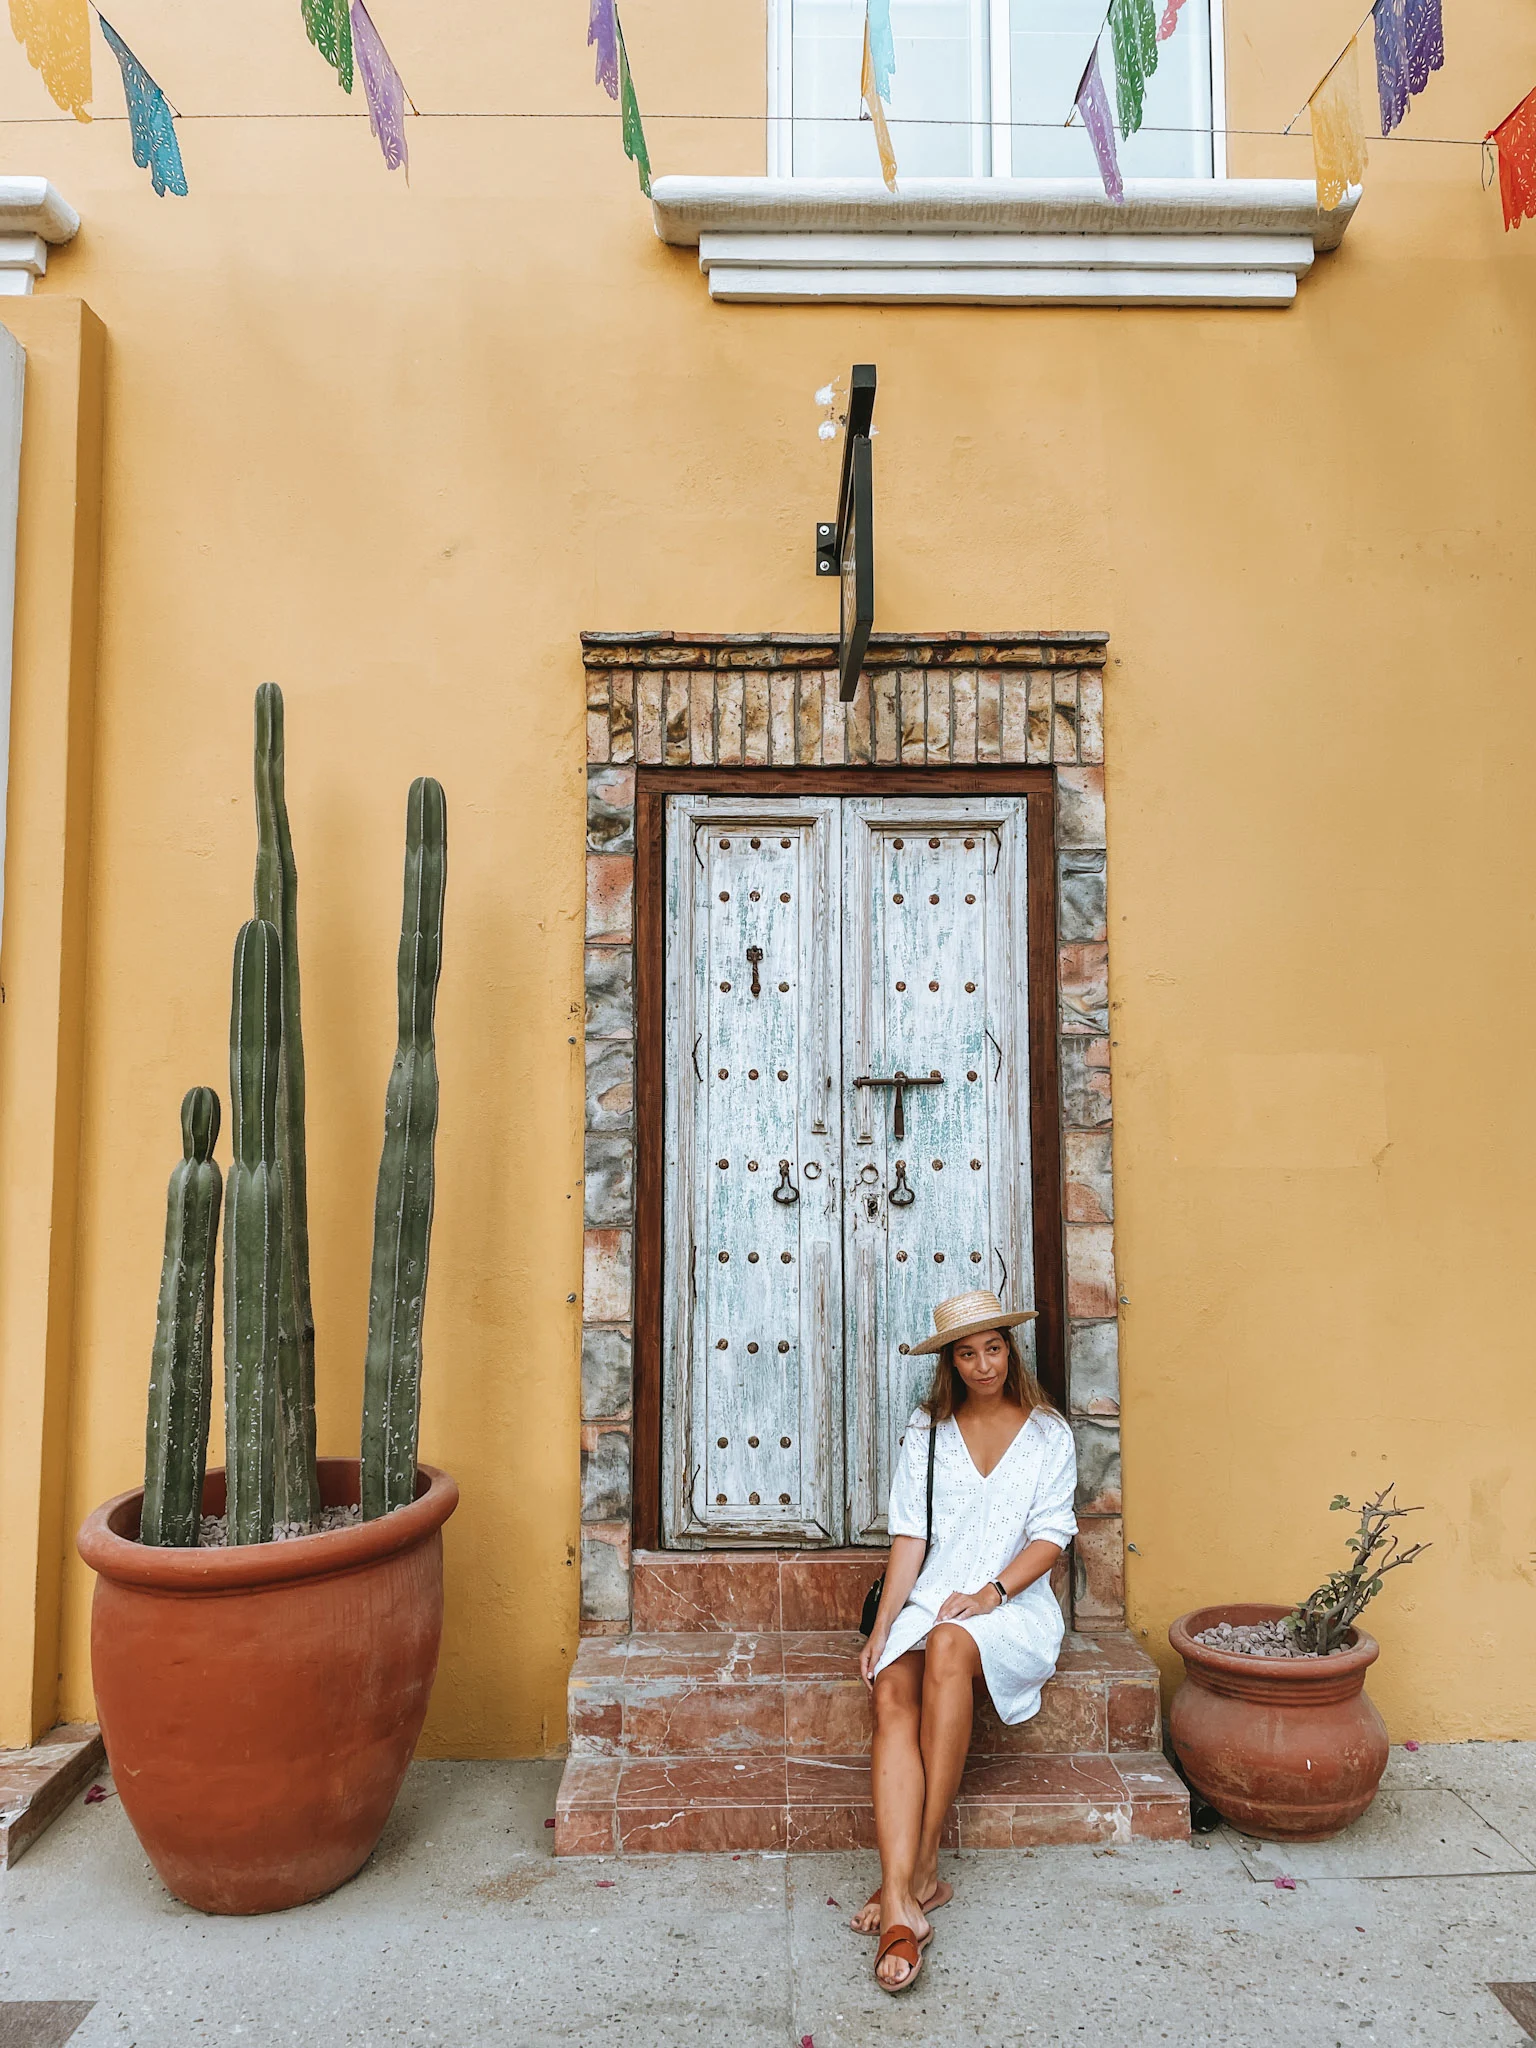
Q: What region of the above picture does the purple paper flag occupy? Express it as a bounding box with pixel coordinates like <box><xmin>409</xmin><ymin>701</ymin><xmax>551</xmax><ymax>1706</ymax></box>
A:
<box><xmin>1372</xmin><ymin>0</ymin><xmax>1408</xmax><ymax>135</ymax></box>
<box><xmin>589</xmin><ymin>0</ymin><xmax>619</xmax><ymax>99</ymax></box>
<box><xmin>1075</xmin><ymin>45</ymin><xmax>1124</xmax><ymax>204</ymax></box>
<box><xmin>351</xmin><ymin>0</ymin><xmax>407</xmax><ymax>172</ymax></box>
<box><xmin>1404</xmin><ymin>0</ymin><xmax>1443</xmax><ymax>98</ymax></box>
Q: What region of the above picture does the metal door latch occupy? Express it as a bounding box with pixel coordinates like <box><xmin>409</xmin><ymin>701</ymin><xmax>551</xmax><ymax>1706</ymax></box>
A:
<box><xmin>853</xmin><ymin>1068</ymin><xmax>943</xmax><ymax>1139</ymax></box>
<box><xmin>746</xmin><ymin>944</ymin><xmax>763</xmax><ymax>996</ymax></box>
<box><xmin>772</xmin><ymin>1159</ymin><xmax>799</xmax><ymax>1205</ymax></box>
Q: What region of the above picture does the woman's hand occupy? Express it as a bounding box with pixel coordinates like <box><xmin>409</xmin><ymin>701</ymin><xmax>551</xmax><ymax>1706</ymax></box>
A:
<box><xmin>858</xmin><ymin>1628</ymin><xmax>889</xmax><ymax>1690</ymax></box>
<box><xmin>937</xmin><ymin>1584</ymin><xmax>1003</xmax><ymax>1623</ymax></box>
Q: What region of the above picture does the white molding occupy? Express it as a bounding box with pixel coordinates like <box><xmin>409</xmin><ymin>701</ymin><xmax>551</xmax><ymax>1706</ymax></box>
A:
<box><xmin>1209</xmin><ymin>0</ymin><xmax>1229</xmax><ymax>179</ymax></box>
<box><xmin>0</xmin><ymin>182</ymin><xmax>79</xmax><ymax>296</ymax></box>
<box><xmin>766</xmin><ymin>0</ymin><xmax>793</xmax><ymax>179</ymax></box>
<box><xmin>654</xmin><ymin>176</ymin><xmax>1358</xmax><ymax>308</ymax></box>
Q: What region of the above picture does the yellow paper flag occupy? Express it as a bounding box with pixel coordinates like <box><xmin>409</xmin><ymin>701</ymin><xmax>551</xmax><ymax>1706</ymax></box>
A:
<box><xmin>861</xmin><ymin>17</ymin><xmax>896</xmax><ymax>193</ymax></box>
<box><xmin>9</xmin><ymin>0</ymin><xmax>92</xmax><ymax>120</ymax></box>
<box><xmin>1309</xmin><ymin>38</ymin><xmax>1366</xmax><ymax>211</ymax></box>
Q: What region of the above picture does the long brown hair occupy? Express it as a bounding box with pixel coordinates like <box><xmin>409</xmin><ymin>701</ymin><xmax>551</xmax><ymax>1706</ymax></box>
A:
<box><xmin>920</xmin><ymin>1327</ymin><xmax>1058</xmax><ymax>1423</ymax></box>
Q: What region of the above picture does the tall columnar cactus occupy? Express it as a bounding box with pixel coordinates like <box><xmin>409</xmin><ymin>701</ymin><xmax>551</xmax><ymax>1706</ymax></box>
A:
<box><xmin>361</xmin><ymin>778</ymin><xmax>447</xmax><ymax>1520</ymax></box>
<box><xmin>254</xmin><ymin>683</ymin><xmax>320</xmax><ymax>1531</ymax></box>
<box><xmin>224</xmin><ymin>918</ymin><xmax>285</xmax><ymax>1545</ymax></box>
<box><xmin>142</xmin><ymin>1088</ymin><xmax>223</xmax><ymax>1547</ymax></box>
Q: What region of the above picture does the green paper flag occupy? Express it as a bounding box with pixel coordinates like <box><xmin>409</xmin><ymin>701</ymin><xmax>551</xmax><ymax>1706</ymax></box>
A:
<box><xmin>616</xmin><ymin>10</ymin><xmax>650</xmax><ymax>197</ymax></box>
<box><xmin>302</xmin><ymin>0</ymin><xmax>353</xmax><ymax>94</ymax></box>
<box><xmin>1108</xmin><ymin>0</ymin><xmax>1157</xmax><ymax>139</ymax></box>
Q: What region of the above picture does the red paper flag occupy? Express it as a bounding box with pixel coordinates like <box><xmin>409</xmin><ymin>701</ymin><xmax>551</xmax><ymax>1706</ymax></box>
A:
<box><xmin>1487</xmin><ymin>85</ymin><xmax>1536</xmax><ymax>232</ymax></box>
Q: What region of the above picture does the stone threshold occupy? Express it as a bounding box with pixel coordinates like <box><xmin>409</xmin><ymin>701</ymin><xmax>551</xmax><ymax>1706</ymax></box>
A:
<box><xmin>556</xmin><ymin>1748</ymin><xmax>1188</xmax><ymax>1854</ymax></box>
<box><xmin>0</xmin><ymin>1724</ymin><xmax>104</xmax><ymax>1868</ymax></box>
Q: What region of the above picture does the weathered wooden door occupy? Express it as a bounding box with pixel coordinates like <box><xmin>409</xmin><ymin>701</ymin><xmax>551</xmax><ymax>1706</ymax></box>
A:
<box><xmin>662</xmin><ymin>792</ymin><xmax>1033</xmax><ymax>1546</ymax></box>
<box><xmin>842</xmin><ymin>797</ymin><xmax>1033</xmax><ymax>1540</ymax></box>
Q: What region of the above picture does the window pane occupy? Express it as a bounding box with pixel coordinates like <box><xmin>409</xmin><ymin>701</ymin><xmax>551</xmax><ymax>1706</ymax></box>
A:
<box><xmin>1008</xmin><ymin>0</ymin><xmax>1213</xmax><ymax>178</ymax></box>
<box><xmin>792</xmin><ymin>0</ymin><xmax>983</xmax><ymax>178</ymax></box>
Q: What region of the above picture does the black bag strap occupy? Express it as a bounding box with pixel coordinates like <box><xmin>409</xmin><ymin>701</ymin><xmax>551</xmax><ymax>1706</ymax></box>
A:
<box><xmin>921</xmin><ymin>1415</ymin><xmax>937</xmax><ymax>1566</ymax></box>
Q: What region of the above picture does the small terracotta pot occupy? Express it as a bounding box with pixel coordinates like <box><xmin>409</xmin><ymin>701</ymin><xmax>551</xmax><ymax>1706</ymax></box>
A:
<box><xmin>78</xmin><ymin>1457</ymin><xmax>458</xmax><ymax>1915</ymax></box>
<box><xmin>1168</xmin><ymin>1603</ymin><xmax>1389</xmax><ymax>1842</ymax></box>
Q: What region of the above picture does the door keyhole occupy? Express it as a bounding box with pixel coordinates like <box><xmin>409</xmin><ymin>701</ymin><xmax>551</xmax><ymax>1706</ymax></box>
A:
<box><xmin>866</xmin><ymin>1194</ymin><xmax>879</xmax><ymax>1220</ymax></box>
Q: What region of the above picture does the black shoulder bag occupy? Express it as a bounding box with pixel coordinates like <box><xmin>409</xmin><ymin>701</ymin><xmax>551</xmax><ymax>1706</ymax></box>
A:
<box><xmin>858</xmin><ymin>1418</ymin><xmax>938</xmax><ymax>1640</ymax></box>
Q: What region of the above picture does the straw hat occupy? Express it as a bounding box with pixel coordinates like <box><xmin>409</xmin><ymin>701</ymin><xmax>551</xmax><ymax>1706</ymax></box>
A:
<box><xmin>907</xmin><ymin>1289</ymin><xmax>1038</xmax><ymax>1356</ymax></box>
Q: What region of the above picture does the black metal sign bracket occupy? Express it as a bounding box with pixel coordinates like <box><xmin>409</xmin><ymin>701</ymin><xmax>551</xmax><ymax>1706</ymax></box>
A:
<box><xmin>815</xmin><ymin>364</ymin><xmax>877</xmax><ymax>575</ymax></box>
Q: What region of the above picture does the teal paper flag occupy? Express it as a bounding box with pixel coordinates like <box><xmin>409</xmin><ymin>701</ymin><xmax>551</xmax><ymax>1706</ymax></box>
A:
<box><xmin>616</xmin><ymin>11</ymin><xmax>651</xmax><ymax>197</ymax></box>
<box><xmin>98</xmin><ymin>15</ymin><xmax>186</xmax><ymax>197</ymax></box>
<box><xmin>866</xmin><ymin>0</ymin><xmax>896</xmax><ymax>102</ymax></box>
<box><xmin>1108</xmin><ymin>0</ymin><xmax>1158</xmax><ymax>139</ymax></box>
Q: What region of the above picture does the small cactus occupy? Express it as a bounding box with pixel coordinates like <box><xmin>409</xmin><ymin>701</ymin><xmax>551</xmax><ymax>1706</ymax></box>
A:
<box><xmin>254</xmin><ymin>683</ymin><xmax>320</xmax><ymax>1531</ymax></box>
<box><xmin>224</xmin><ymin>918</ymin><xmax>284</xmax><ymax>1545</ymax></box>
<box><xmin>360</xmin><ymin>778</ymin><xmax>447</xmax><ymax>1520</ymax></box>
<box><xmin>142</xmin><ymin>1088</ymin><xmax>222</xmax><ymax>1547</ymax></box>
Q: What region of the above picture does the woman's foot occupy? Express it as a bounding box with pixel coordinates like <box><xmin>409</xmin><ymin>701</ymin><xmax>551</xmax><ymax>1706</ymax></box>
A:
<box><xmin>850</xmin><ymin>1872</ymin><xmax>952</xmax><ymax>1934</ymax></box>
<box><xmin>874</xmin><ymin>1893</ymin><xmax>932</xmax><ymax>1990</ymax></box>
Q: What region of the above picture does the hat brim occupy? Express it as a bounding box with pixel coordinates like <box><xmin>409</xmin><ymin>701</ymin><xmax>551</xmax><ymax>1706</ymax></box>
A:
<box><xmin>908</xmin><ymin>1308</ymin><xmax>1038</xmax><ymax>1356</ymax></box>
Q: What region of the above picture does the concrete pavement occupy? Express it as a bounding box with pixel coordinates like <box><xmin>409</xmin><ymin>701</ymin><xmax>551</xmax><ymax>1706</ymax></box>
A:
<box><xmin>3</xmin><ymin>1744</ymin><xmax>1535</xmax><ymax>2046</ymax></box>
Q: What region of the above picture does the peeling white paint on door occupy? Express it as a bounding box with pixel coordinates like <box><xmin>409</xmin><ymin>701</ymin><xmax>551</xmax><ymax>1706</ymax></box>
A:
<box><xmin>662</xmin><ymin>793</ymin><xmax>1032</xmax><ymax>1546</ymax></box>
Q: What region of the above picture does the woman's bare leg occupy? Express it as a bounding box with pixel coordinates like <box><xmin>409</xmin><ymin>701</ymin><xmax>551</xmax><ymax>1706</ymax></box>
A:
<box><xmin>867</xmin><ymin>1652</ymin><xmax>932</xmax><ymax>1987</ymax></box>
<box><xmin>914</xmin><ymin>1623</ymin><xmax>981</xmax><ymax>1891</ymax></box>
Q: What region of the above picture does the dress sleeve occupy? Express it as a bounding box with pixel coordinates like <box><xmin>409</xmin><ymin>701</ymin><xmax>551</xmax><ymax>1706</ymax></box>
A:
<box><xmin>886</xmin><ymin>1410</ymin><xmax>933</xmax><ymax>1540</ymax></box>
<box><xmin>1024</xmin><ymin>1415</ymin><xmax>1079</xmax><ymax>1549</ymax></box>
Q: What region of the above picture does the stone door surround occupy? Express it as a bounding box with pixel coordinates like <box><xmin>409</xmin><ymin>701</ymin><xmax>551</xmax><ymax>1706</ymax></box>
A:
<box><xmin>582</xmin><ymin>631</ymin><xmax>1120</xmax><ymax>1635</ymax></box>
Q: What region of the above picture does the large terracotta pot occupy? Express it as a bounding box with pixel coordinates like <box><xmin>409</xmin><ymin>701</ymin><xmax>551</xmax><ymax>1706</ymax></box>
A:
<box><xmin>78</xmin><ymin>1457</ymin><xmax>458</xmax><ymax>1915</ymax></box>
<box><xmin>1168</xmin><ymin>1603</ymin><xmax>1389</xmax><ymax>1842</ymax></box>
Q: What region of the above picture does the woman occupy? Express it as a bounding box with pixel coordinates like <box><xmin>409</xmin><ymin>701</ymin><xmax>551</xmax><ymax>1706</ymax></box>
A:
<box><xmin>854</xmin><ymin>1289</ymin><xmax>1078</xmax><ymax>1993</ymax></box>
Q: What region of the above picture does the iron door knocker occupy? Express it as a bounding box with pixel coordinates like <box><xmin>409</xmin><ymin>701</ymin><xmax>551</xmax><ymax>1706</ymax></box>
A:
<box><xmin>888</xmin><ymin>1160</ymin><xmax>916</xmax><ymax>1207</ymax></box>
<box><xmin>772</xmin><ymin>1159</ymin><xmax>800</xmax><ymax>1205</ymax></box>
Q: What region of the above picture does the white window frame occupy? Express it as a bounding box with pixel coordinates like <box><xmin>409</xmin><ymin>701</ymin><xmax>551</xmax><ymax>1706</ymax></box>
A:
<box><xmin>766</xmin><ymin>0</ymin><xmax>1227</xmax><ymax>181</ymax></box>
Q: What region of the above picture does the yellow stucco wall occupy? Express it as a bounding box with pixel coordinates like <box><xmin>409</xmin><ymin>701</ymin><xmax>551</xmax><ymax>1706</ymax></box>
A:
<box><xmin>1</xmin><ymin>0</ymin><xmax>1533</xmax><ymax>1751</ymax></box>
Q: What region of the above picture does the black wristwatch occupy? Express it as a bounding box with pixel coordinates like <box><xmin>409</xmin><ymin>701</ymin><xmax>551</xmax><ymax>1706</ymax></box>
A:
<box><xmin>991</xmin><ymin>1579</ymin><xmax>1009</xmax><ymax>1607</ymax></box>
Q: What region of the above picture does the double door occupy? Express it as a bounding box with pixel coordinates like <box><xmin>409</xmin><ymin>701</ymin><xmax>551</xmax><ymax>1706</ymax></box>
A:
<box><xmin>662</xmin><ymin>794</ymin><xmax>1035</xmax><ymax>1546</ymax></box>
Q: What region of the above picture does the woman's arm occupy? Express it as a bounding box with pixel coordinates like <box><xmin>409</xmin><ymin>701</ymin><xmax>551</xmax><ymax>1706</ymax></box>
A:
<box><xmin>935</xmin><ymin>1538</ymin><xmax>1063</xmax><ymax>1623</ymax></box>
<box><xmin>857</xmin><ymin>1534</ymin><xmax>927</xmax><ymax>1689</ymax></box>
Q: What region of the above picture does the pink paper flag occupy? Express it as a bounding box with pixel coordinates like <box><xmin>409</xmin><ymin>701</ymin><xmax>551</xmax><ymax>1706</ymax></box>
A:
<box><xmin>1074</xmin><ymin>45</ymin><xmax>1124</xmax><ymax>204</ymax></box>
<box><xmin>350</xmin><ymin>0</ymin><xmax>407</xmax><ymax>172</ymax></box>
<box><xmin>1157</xmin><ymin>0</ymin><xmax>1187</xmax><ymax>40</ymax></box>
<box><xmin>588</xmin><ymin>0</ymin><xmax>619</xmax><ymax>99</ymax></box>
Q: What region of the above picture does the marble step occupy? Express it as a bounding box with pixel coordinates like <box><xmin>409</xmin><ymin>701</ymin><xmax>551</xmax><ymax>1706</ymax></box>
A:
<box><xmin>554</xmin><ymin>1748</ymin><xmax>1189</xmax><ymax>1855</ymax></box>
<box><xmin>630</xmin><ymin>1546</ymin><xmax>1073</xmax><ymax>1634</ymax></box>
<box><xmin>567</xmin><ymin>1628</ymin><xmax>1162</xmax><ymax>1762</ymax></box>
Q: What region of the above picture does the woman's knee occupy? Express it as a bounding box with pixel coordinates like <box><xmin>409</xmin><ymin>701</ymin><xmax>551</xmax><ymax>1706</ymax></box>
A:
<box><xmin>924</xmin><ymin>1623</ymin><xmax>979</xmax><ymax>1685</ymax></box>
<box><xmin>873</xmin><ymin>1664</ymin><xmax>922</xmax><ymax>1726</ymax></box>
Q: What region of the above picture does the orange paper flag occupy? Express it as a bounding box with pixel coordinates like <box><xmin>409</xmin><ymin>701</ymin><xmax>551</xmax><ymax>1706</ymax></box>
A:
<box><xmin>1487</xmin><ymin>85</ymin><xmax>1536</xmax><ymax>232</ymax></box>
<box><xmin>9</xmin><ymin>0</ymin><xmax>91</xmax><ymax>120</ymax></box>
<box><xmin>861</xmin><ymin>16</ymin><xmax>897</xmax><ymax>193</ymax></box>
<box><xmin>1309</xmin><ymin>37</ymin><xmax>1366</xmax><ymax>211</ymax></box>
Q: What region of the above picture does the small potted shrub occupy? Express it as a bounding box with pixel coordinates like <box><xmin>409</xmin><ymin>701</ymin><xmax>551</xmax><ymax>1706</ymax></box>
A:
<box><xmin>1168</xmin><ymin>1487</ymin><xmax>1429</xmax><ymax>1842</ymax></box>
<box><xmin>77</xmin><ymin>687</ymin><xmax>457</xmax><ymax>1915</ymax></box>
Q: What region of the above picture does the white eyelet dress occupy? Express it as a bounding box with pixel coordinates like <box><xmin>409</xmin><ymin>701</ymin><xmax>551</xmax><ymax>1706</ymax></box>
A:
<box><xmin>871</xmin><ymin>1406</ymin><xmax>1079</xmax><ymax>1725</ymax></box>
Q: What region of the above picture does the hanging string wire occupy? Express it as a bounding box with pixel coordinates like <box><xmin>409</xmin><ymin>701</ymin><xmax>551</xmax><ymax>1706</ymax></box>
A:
<box><xmin>0</xmin><ymin>105</ymin><xmax>1501</xmax><ymax>146</ymax></box>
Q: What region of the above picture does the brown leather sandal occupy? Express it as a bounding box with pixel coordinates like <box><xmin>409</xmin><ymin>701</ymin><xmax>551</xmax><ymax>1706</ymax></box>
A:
<box><xmin>874</xmin><ymin>1923</ymin><xmax>929</xmax><ymax>1994</ymax></box>
<box><xmin>858</xmin><ymin>1879</ymin><xmax>951</xmax><ymax>1930</ymax></box>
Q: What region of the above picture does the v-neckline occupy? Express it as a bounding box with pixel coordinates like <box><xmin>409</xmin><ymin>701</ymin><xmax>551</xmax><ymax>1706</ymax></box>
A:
<box><xmin>951</xmin><ymin>1406</ymin><xmax>1034</xmax><ymax>1482</ymax></box>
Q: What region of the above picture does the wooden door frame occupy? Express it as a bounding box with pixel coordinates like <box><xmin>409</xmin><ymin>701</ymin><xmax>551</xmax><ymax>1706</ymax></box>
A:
<box><xmin>632</xmin><ymin>765</ymin><xmax>1064</xmax><ymax>1551</ymax></box>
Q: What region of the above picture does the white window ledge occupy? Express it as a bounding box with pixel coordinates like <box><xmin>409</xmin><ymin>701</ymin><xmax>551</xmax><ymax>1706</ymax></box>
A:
<box><xmin>650</xmin><ymin>178</ymin><xmax>1358</xmax><ymax>309</ymax></box>
<box><xmin>0</xmin><ymin>179</ymin><xmax>79</xmax><ymax>295</ymax></box>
